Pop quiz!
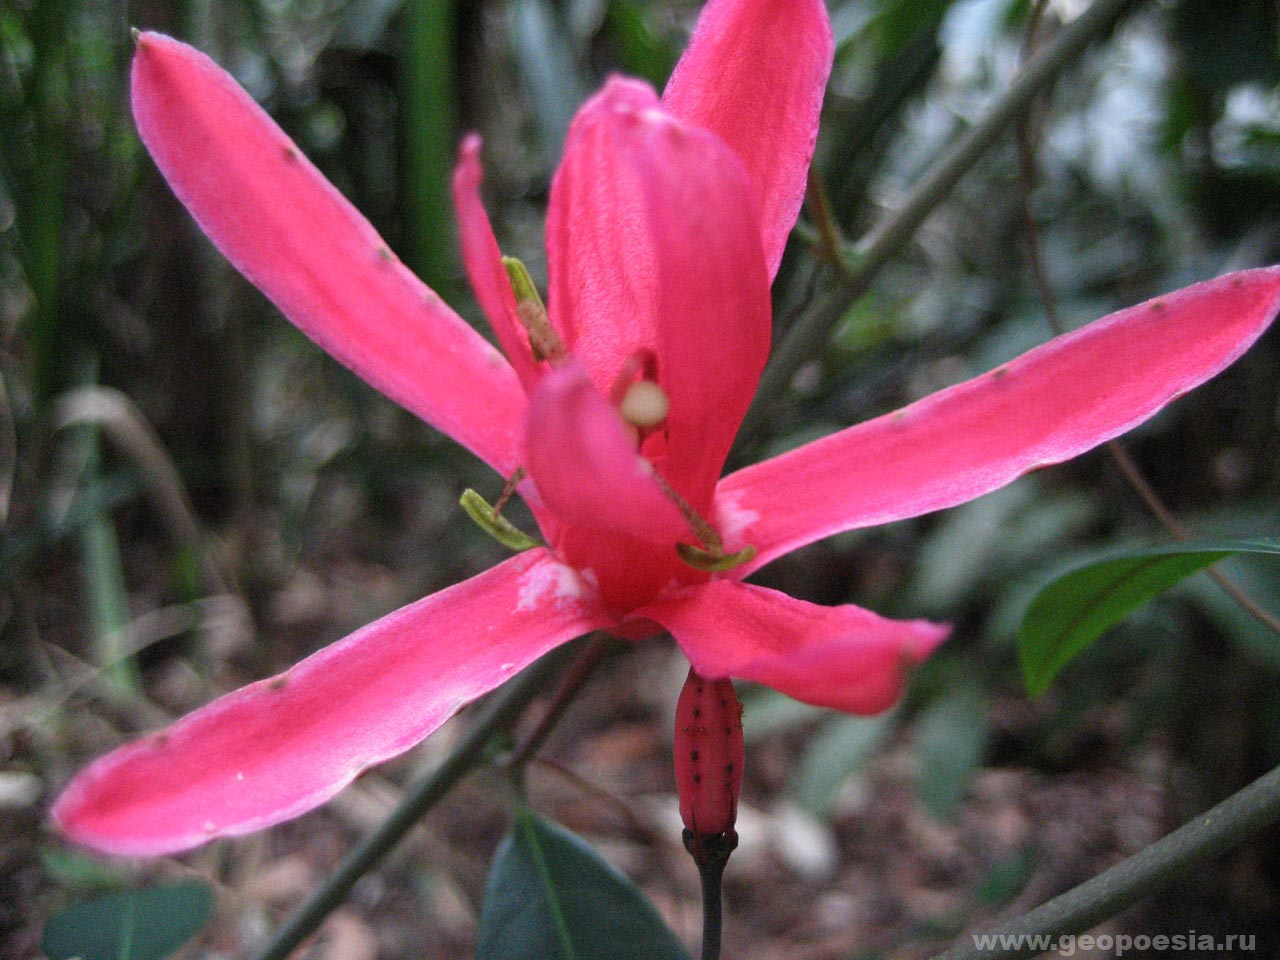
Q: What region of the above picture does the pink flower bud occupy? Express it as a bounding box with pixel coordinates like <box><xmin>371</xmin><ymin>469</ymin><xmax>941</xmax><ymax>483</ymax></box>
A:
<box><xmin>674</xmin><ymin>668</ymin><xmax>744</xmax><ymax>838</ymax></box>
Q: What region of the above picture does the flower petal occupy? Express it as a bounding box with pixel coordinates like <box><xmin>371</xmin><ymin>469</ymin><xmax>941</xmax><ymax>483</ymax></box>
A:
<box><xmin>52</xmin><ymin>550</ymin><xmax>610</xmax><ymax>856</ymax></box>
<box><xmin>639</xmin><ymin>581</ymin><xmax>947</xmax><ymax>714</ymax></box>
<box><xmin>718</xmin><ymin>268</ymin><xmax>1280</xmax><ymax>576</ymax></box>
<box><xmin>132</xmin><ymin>33</ymin><xmax>524</xmax><ymax>472</ymax></box>
<box><xmin>524</xmin><ymin>360</ymin><xmax>691</xmax><ymax>543</ymax></box>
<box><xmin>546</xmin><ymin>77</ymin><xmax>660</xmax><ymax>373</ymax></box>
<box><xmin>662</xmin><ymin>0</ymin><xmax>832</xmax><ymax>278</ymax></box>
<box><xmin>452</xmin><ymin>135</ymin><xmax>540</xmax><ymax>389</ymax></box>
<box><xmin>547</xmin><ymin>77</ymin><xmax>771</xmax><ymax>509</ymax></box>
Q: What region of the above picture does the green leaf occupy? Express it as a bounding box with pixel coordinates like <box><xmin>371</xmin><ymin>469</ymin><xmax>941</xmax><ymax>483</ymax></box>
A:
<box><xmin>42</xmin><ymin>880</ymin><xmax>214</xmax><ymax>960</ymax></box>
<box><xmin>602</xmin><ymin>0</ymin><xmax>677</xmax><ymax>88</ymax></box>
<box><xmin>973</xmin><ymin>845</ymin><xmax>1036</xmax><ymax>906</ymax></box>
<box><xmin>477</xmin><ymin>809</ymin><xmax>689</xmax><ymax>960</ymax></box>
<box><xmin>914</xmin><ymin>680</ymin><xmax>989</xmax><ymax>818</ymax></box>
<box><xmin>793</xmin><ymin>712</ymin><xmax>893</xmax><ymax>815</ymax></box>
<box><xmin>1019</xmin><ymin>539</ymin><xmax>1280</xmax><ymax>696</ymax></box>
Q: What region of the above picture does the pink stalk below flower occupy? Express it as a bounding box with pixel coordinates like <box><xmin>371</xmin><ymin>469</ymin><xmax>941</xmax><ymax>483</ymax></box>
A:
<box><xmin>54</xmin><ymin>0</ymin><xmax>1280</xmax><ymax>856</ymax></box>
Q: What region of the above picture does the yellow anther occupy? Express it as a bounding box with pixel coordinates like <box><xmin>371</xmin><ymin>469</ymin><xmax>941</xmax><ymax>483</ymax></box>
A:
<box><xmin>620</xmin><ymin>380</ymin><xmax>669</xmax><ymax>429</ymax></box>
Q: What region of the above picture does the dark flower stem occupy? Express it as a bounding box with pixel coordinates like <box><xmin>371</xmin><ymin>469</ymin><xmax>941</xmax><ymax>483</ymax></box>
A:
<box><xmin>930</xmin><ymin>763</ymin><xmax>1280</xmax><ymax>960</ymax></box>
<box><xmin>684</xmin><ymin>830</ymin><xmax>738</xmax><ymax>960</ymax></box>
<box><xmin>253</xmin><ymin>640</ymin><xmax>586</xmax><ymax>960</ymax></box>
<box><xmin>741</xmin><ymin>0</ymin><xmax>1141</xmax><ymax>442</ymax></box>
<box><xmin>698</xmin><ymin>853</ymin><xmax>727</xmax><ymax>960</ymax></box>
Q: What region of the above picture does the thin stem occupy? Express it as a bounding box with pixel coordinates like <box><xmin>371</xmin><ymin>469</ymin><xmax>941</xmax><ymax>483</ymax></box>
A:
<box><xmin>684</xmin><ymin>831</ymin><xmax>737</xmax><ymax>960</ymax></box>
<box><xmin>804</xmin><ymin>168</ymin><xmax>847</xmax><ymax>274</ymax></box>
<box><xmin>929</xmin><ymin>763</ymin><xmax>1280</xmax><ymax>960</ymax></box>
<box><xmin>253</xmin><ymin>641</ymin><xmax>583</xmax><ymax>960</ymax></box>
<box><xmin>741</xmin><ymin>0</ymin><xmax>1141</xmax><ymax>441</ymax></box>
<box><xmin>698</xmin><ymin>855</ymin><xmax>726</xmax><ymax>960</ymax></box>
<box><xmin>400</xmin><ymin>0</ymin><xmax>458</xmax><ymax>294</ymax></box>
<box><xmin>506</xmin><ymin>636</ymin><xmax>610</xmax><ymax>771</ymax></box>
<box><xmin>1103</xmin><ymin>439</ymin><xmax>1280</xmax><ymax>634</ymax></box>
<box><xmin>1012</xmin><ymin>17</ymin><xmax>1280</xmax><ymax>641</ymax></box>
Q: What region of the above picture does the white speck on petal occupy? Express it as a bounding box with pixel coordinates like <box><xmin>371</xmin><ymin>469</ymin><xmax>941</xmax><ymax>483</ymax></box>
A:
<box><xmin>236</xmin><ymin>772</ymin><xmax>245</xmax><ymax>782</ymax></box>
<box><xmin>517</xmin><ymin>561</ymin><xmax>592</xmax><ymax>612</ymax></box>
<box><xmin>203</xmin><ymin>820</ymin><xmax>217</xmax><ymax>834</ymax></box>
<box><xmin>715</xmin><ymin>491</ymin><xmax>760</xmax><ymax>542</ymax></box>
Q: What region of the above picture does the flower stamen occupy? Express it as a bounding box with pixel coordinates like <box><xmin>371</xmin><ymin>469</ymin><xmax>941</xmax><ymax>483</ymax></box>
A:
<box><xmin>676</xmin><ymin>541</ymin><xmax>757</xmax><ymax>572</ymax></box>
<box><xmin>459</xmin><ymin>468</ymin><xmax>541</xmax><ymax>552</ymax></box>
<box><xmin>491</xmin><ymin>466</ymin><xmax>526</xmax><ymax>517</ymax></box>
<box><xmin>649</xmin><ymin>471</ymin><xmax>757</xmax><ymax>572</ymax></box>
<box><xmin>620</xmin><ymin>380</ymin><xmax>669</xmax><ymax>429</ymax></box>
<box><xmin>502</xmin><ymin>256</ymin><xmax>566</xmax><ymax>362</ymax></box>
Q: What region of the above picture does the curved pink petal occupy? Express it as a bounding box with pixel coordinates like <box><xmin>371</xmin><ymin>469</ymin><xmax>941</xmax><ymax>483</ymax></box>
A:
<box><xmin>718</xmin><ymin>267</ymin><xmax>1280</xmax><ymax>576</ymax></box>
<box><xmin>452</xmin><ymin>135</ymin><xmax>540</xmax><ymax>389</ymax></box>
<box><xmin>547</xmin><ymin>77</ymin><xmax>659</xmax><ymax>370</ymax></box>
<box><xmin>524</xmin><ymin>361</ymin><xmax>691</xmax><ymax>544</ymax></box>
<box><xmin>547</xmin><ymin>77</ymin><xmax>771</xmax><ymax>509</ymax></box>
<box><xmin>662</xmin><ymin>0</ymin><xmax>833</xmax><ymax>278</ymax></box>
<box><xmin>53</xmin><ymin>550</ymin><xmax>611</xmax><ymax>856</ymax></box>
<box><xmin>639</xmin><ymin>581</ymin><xmax>947</xmax><ymax>714</ymax></box>
<box><xmin>132</xmin><ymin>33</ymin><xmax>524</xmax><ymax>473</ymax></box>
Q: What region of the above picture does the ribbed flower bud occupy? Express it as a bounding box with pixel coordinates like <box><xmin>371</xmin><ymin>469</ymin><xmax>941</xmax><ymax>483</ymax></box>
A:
<box><xmin>674</xmin><ymin>668</ymin><xmax>744</xmax><ymax>839</ymax></box>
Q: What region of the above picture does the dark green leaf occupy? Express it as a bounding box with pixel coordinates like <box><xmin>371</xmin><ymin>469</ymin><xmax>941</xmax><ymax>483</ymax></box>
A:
<box><xmin>603</xmin><ymin>0</ymin><xmax>677</xmax><ymax>88</ymax></box>
<box><xmin>42</xmin><ymin>880</ymin><xmax>214</xmax><ymax>960</ymax></box>
<box><xmin>974</xmin><ymin>845</ymin><xmax>1036</xmax><ymax>906</ymax></box>
<box><xmin>1019</xmin><ymin>539</ymin><xmax>1280</xmax><ymax>695</ymax></box>
<box><xmin>477</xmin><ymin>809</ymin><xmax>688</xmax><ymax>960</ymax></box>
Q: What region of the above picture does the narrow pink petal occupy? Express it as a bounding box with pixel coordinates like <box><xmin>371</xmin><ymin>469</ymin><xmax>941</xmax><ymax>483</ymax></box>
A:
<box><xmin>547</xmin><ymin>77</ymin><xmax>771</xmax><ymax>509</ymax></box>
<box><xmin>52</xmin><ymin>551</ymin><xmax>611</xmax><ymax>856</ymax></box>
<box><xmin>613</xmin><ymin>87</ymin><xmax>772</xmax><ymax>511</ymax></box>
<box><xmin>132</xmin><ymin>33</ymin><xmax>524</xmax><ymax>473</ymax></box>
<box><xmin>524</xmin><ymin>361</ymin><xmax>691</xmax><ymax>543</ymax></box>
<box><xmin>662</xmin><ymin>0</ymin><xmax>833</xmax><ymax>278</ymax></box>
<box><xmin>546</xmin><ymin>78</ymin><xmax>668</xmax><ymax>381</ymax></box>
<box><xmin>452</xmin><ymin>135</ymin><xmax>540</xmax><ymax>389</ymax></box>
<box><xmin>718</xmin><ymin>268</ymin><xmax>1280</xmax><ymax>576</ymax></box>
<box><xmin>639</xmin><ymin>581</ymin><xmax>947</xmax><ymax>714</ymax></box>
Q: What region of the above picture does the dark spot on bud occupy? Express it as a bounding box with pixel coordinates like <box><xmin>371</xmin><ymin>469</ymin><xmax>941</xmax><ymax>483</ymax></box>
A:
<box><xmin>269</xmin><ymin>676</ymin><xmax>288</xmax><ymax>691</ymax></box>
<box><xmin>283</xmin><ymin>146</ymin><xmax>299</xmax><ymax>161</ymax></box>
<box><xmin>693</xmin><ymin>773</ymin><xmax>702</xmax><ymax>783</ymax></box>
<box><xmin>691</xmin><ymin>750</ymin><xmax>699</xmax><ymax>761</ymax></box>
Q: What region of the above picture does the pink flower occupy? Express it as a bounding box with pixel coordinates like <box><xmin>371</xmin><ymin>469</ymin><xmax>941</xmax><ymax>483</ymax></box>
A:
<box><xmin>54</xmin><ymin>0</ymin><xmax>1280</xmax><ymax>856</ymax></box>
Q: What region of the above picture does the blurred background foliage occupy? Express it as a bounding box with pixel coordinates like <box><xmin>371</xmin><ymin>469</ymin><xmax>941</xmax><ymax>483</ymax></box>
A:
<box><xmin>3</xmin><ymin>0</ymin><xmax>1280</xmax><ymax>957</ymax></box>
